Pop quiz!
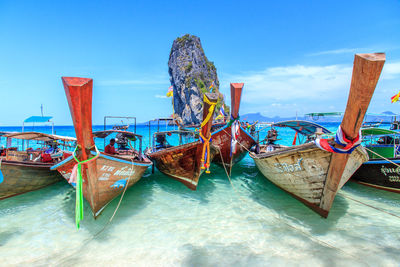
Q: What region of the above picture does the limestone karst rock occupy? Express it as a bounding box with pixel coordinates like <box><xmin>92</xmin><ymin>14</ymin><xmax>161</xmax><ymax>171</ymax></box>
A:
<box><xmin>168</xmin><ymin>34</ymin><xmax>227</xmax><ymax>125</ymax></box>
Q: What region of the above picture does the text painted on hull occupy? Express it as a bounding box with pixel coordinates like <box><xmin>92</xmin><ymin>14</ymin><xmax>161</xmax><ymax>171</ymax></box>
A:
<box><xmin>381</xmin><ymin>165</ymin><xmax>400</xmax><ymax>182</ymax></box>
<box><xmin>274</xmin><ymin>158</ymin><xmax>303</xmax><ymax>173</ymax></box>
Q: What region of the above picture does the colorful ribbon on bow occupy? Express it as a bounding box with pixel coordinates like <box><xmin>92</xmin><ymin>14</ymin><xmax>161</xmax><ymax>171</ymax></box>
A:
<box><xmin>315</xmin><ymin>126</ymin><xmax>361</xmax><ymax>154</ymax></box>
<box><xmin>199</xmin><ymin>132</ymin><xmax>212</xmax><ymax>173</ymax></box>
<box><xmin>0</xmin><ymin>158</ymin><xmax>3</xmax><ymax>184</ymax></box>
<box><xmin>200</xmin><ymin>94</ymin><xmax>217</xmax><ymax>173</ymax></box>
<box><xmin>230</xmin><ymin>119</ymin><xmax>240</xmax><ymax>156</ymax></box>
<box><xmin>72</xmin><ymin>145</ymin><xmax>100</xmax><ymax>229</ymax></box>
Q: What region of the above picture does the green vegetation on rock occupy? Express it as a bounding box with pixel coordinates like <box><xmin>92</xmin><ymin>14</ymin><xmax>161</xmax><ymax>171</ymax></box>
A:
<box><xmin>185</xmin><ymin>62</ymin><xmax>193</xmax><ymax>73</ymax></box>
<box><xmin>176</xmin><ymin>34</ymin><xmax>191</xmax><ymax>45</ymax></box>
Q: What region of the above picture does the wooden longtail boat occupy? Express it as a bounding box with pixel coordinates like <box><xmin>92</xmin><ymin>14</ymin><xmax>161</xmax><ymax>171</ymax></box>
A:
<box><xmin>146</xmin><ymin>93</ymin><xmax>218</xmax><ymax>190</ymax></box>
<box><xmin>250</xmin><ymin>53</ymin><xmax>386</xmax><ymax>217</ymax></box>
<box><xmin>0</xmin><ymin>132</ymin><xmax>75</xmax><ymax>200</ymax></box>
<box><xmin>51</xmin><ymin>77</ymin><xmax>152</xmax><ymax>218</ymax></box>
<box><xmin>211</xmin><ymin>83</ymin><xmax>257</xmax><ymax>173</ymax></box>
<box><xmin>351</xmin><ymin>127</ymin><xmax>400</xmax><ymax>193</ymax></box>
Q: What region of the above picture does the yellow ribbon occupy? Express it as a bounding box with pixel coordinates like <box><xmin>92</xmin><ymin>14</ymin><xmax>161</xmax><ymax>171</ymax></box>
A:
<box><xmin>200</xmin><ymin>95</ymin><xmax>217</xmax><ymax>128</ymax></box>
<box><xmin>199</xmin><ymin>131</ymin><xmax>211</xmax><ymax>173</ymax></box>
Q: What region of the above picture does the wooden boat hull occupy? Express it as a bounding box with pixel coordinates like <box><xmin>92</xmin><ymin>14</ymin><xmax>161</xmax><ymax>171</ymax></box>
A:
<box><xmin>0</xmin><ymin>160</ymin><xmax>62</xmax><ymax>200</ymax></box>
<box><xmin>52</xmin><ymin>153</ymin><xmax>152</xmax><ymax>216</ymax></box>
<box><xmin>351</xmin><ymin>159</ymin><xmax>400</xmax><ymax>193</ymax></box>
<box><xmin>148</xmin><ymin>142</ymin><xmax>217</xmax><ymax>190</ymax></box>
<box><xmin>250</xmin><ymin>143</ymin><xmax>368</xmax><ymax>217</ymax></box>
<box><xmin>212</xmin><ymin>125</ymin><xmax>256</xmax><ymax>169</ymax></box>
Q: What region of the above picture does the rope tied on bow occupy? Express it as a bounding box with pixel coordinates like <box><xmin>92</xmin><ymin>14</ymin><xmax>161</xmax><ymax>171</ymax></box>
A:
<box><xmin>72</xmin><ymin>145</ymin><xmax>100</xmax><ymax>229</ymax></box>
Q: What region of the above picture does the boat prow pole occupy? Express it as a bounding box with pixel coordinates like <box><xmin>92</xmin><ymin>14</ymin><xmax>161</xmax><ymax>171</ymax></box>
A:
<box><xmin>320</xmin><ymin>53</ymin><xmax>386</xmax><ymax>217</ymax></box>
<box><xmin>230</xmin><ymin>83</ymin><xmax>244</xmax><ymax>119</ymax></box>
<box><xmin>61</xmin><ymin>76</ymin><xmax>99</xmax><ymax>214</ymax></box>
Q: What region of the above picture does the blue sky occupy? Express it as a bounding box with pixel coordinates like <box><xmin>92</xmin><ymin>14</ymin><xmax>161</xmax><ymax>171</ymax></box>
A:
<box><xmin>0</xmin><ymin>0</ymin><xmax>399</xmax><ymax>125</ymax></box>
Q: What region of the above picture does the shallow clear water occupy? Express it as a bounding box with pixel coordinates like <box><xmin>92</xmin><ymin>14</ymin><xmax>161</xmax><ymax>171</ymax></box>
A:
<box><xmin>1</xmin><ymin>124</ymin><xmax>400</xmax><ymax>266</ymax></box>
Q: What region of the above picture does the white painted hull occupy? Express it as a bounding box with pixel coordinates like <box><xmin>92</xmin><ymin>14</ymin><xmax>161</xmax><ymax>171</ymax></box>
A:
<box><xmin>250</xmin><ymin>143</ymin><xmax>368</xmax><ymax>217</ymax></box>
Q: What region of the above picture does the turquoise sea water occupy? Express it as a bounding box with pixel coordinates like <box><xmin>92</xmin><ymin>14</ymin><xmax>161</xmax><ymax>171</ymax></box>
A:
<box><xmin>1</xmin><ymin>124</ymin><xmax>400</xmax><ymax>266</ymax></box>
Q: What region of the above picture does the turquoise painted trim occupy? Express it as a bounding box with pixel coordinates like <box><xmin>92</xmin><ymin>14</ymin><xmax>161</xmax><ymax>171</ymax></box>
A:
<box><xmin>211</xmin><ymin>124</ymin><xmax>229</xmax><ymax>136</ymax></box>
<box><xmin>367</xmin><ymin>145</ymin><xmax>397</xmax><ymax>148</ymax></box>
<box><xmin>51</xmin><ymin>153</ymin><xmax>152</xmax><ymax>170</ymax></box>
<box><xmin>100</xmin><ymin>154</ymin><xmax>152</xmax><ymax>167</ymax></box>
<box><xmin>50</xmin><ymin>155</ymin><xmax>74</xmax><ymax>170</ymax></box>
<box><xmin>364</xmin><ymin>159</ymin><xmax>400</xmax><ymax>165</ymax></box>
<box><xmin>239</xmin><ymin>125</ymin><xmax>257</xmax><ymax>142</ymax></box>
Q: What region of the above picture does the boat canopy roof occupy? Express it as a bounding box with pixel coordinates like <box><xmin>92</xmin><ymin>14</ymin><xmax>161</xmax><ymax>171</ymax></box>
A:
<box><xmin>93</xmin><ymin>130</ymin><xmax>143</xmax><ymax>139</ymax></box>
<box><xmin>0</xmin><ymin>131</ymin><xmax>14</xmax><ymax>137</ymax></box>
<box><xmin>361</xmin><ymin>127</ymin><xmax>398</xmax><ymax>136</ymax></box>
<box><xmin>150</xmin><ymin>118</ymin><xmax>174</xmax><ymax>122</ymax></box>
<box><xmin>272</xmin><ymin>120</ymin><xmax>331</xmax><ymax>136</ymax></box>
<box><xmin>364</xmin><ymin>112</ymin><xmax>399</xmax><ymax>117</ymax></box>
<box><xmin>305</xmin><ymin>112</ymin><xmax>343</xmax><ymax>117</ymax></box>
<box><xmin>24</xmin><ymin>116</ymin><xmax>53</xmax><ymax>123</ymax></box>
<box><xmin>4</xmin><ymin>131</ymin><xmax>76</xmax><ymax>142</ymax></box>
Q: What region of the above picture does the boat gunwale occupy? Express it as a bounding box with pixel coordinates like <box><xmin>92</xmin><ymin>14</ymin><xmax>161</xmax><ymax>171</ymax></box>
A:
<box><xmin>1</xmin><ymin>158</ymin><xmax>56</xmax><ymax>168</ymax></box>
<box><xmin>51</xmin><ymin>152</ymin><xmax>152</xmax><ymax>170</ymax></box>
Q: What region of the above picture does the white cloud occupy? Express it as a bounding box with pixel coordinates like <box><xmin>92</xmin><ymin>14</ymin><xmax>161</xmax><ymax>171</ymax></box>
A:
<box><xmin>307</xmin><ymin>48</ymin><xmax>366</xmax><ymax>56</ymax></box>
<box><xmin>220</xmin><ymin>59</ymin><xmax>400</xmax><ymax>117</ymax></box>
<box><xmin>222</xmin><ymin>64</ymin><xmax>353</xmax><ymax>103</ymax></box>
<box><xmin>381</xmin><ymin>62</ymin><xmax>400</xmax><ymax>80</ymax></box>
<box><xmin>155</xmin><ymin>94</ymin><xmax>168</xmax><ymax>99</ymax></box>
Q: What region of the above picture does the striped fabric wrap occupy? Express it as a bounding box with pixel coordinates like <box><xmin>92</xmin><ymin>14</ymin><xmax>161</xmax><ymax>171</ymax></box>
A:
<box><xmin>231</xmin><ymin>119</ymin><xmax>240</xmax><ymax>156</ymax></box>
<box><xmin>315</xmin><ymin>126</ymin><xmax>361</xmax><ymax>154</ymax></box>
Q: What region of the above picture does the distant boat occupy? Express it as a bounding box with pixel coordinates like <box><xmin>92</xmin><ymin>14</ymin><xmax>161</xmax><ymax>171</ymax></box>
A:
<box><xmin>51</xmin><ymin>77</ymin><xmax>152</xmax><ymax>219</ymax></box>
<box><xmin>250</xmin><ymin>53</ymin><xmax>385</xmax><ymax>217</ymax></box>
<box><xmin>351</xmin><ymin>127</ymin><xmax>400</xmax><ymax>193</ymax></box>
<box><xmin>145</xmin><ymin>93</ymin><xmax>218</xmax><ymax>190</ymax></box>
<box><xmin>211</xmin><ymin>83</ymin><xmax>257</xmax><ymax>173</ymax></box>
<box><xmin>0</xmin><ymin>131</ymin><xmax>75</xmax><ymax>200</ymax></box>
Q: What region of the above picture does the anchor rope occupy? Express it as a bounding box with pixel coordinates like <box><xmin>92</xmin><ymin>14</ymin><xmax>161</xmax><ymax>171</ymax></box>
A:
<box><xmin>364</xmin><ymin>146</ymin><xmax>400</xmax><ymax>169</ymax></box>
<box><xmin>340</xmin><ymin>193</ymin><xmax>400</xmax><ymax>219</ymax></box>
<box><xmin>92</xmin><ymin>158</ymin><xmax>135</xmax><ymax>238</ymax></box>
<box><xmin>216</xmin><ymin>146</ymin><xmax>370</xmax><ymax>265</ymax></box>
<box><xmin>221</xmin><ymin>127</ymin><xmax>252</xmax><ymax>153</ymax></box>
<box><xmin>41</xmin><ymin>158</ymin><xmax>137</xmax><ymax>265</ymax></box>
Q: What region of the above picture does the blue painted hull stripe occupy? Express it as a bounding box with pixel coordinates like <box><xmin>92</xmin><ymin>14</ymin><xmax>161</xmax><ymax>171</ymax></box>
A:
<box><xmin>363</xmin><ymin>159</ymin><xmax>400</xmax><ymax>165</ymax></box>
<box><xmin>212</xmin><ymin>124</ymin><xmax>229</xmax><ymax>136</ymax></box>
<box><xmin>50</xmin><ymin>155</ymin><xmax>73</xmax><ymax>170</ymax></box>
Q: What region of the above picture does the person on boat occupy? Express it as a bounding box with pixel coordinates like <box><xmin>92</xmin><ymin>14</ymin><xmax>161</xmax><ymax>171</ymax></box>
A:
<box><xmin>155</xmin><ymin>133</ymin><xmax>168</xmax><ymax>149</ymax></box>
<box><xmin>105</xmin><ymin>138</ymin><xmax>118</xmax><ymax>155</ymax></box>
